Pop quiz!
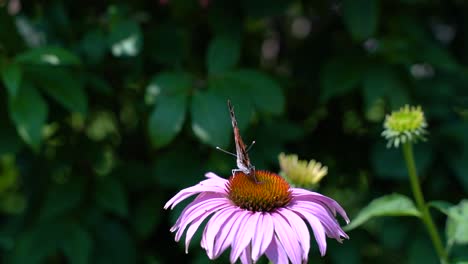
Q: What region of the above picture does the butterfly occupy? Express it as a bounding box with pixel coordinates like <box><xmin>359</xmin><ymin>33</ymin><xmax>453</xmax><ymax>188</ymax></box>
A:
<box><xmin>216</xmin><ymin>100</ymin><xmax>258</xmax><ymax>183</ymax></box>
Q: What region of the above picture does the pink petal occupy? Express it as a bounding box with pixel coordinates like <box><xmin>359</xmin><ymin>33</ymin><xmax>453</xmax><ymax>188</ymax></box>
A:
<box><xmin>290</xmin><ymin>207</ymin><xmax>327</xmax><ymax>256</ymax></box>
<box><xmin>202</xmin><ymin>206</ymin><xmax>236</xmax><ymax>257</ymax></box>
<box><xmin>265</xmin><ymin>236</ymin><xmax>289</xmax><ymax>264</ymax></box>
<box><xmin>291</xmin><ymin>188</ymin><xmax>349</xmax><ymax>223</ymax></box>
<box><xmin>272</xmin><ymin>212</ymin><xmax>302</xmax><ymax>264</ymax></box>
<box><xmin>185</xmin><ymin>205</ymin><xmax>233</xmax><ymax>254</ymax></box>
<box><xmin>212</xmin><ymin>210</ymin><xmax>249</xmax><ymax>259</ymax></box>
<box><xmin>164</xmin><ymin>176</ymin><xmax>228</xmax><ymax>210</ymax></box>
<box><xmin>174</xmin><ymin>196</ymin><xmax>229</xmax><ymax>241</ymax></box>
<box><xmin>230</xmin><ymin>212</ymin><xmax>259</xmax><ymax>263</ymax></box>
<box><xmin>239</xmin><ymin>243</ymin><xmax>253</xmax><ymax>264</ymax></box>
<box><xmin>277</xmin><ymin>208</ymin><xmax>310</xmax><ymax>261</ymax></box>
<box><xmin>291</xmin><ymin>202</ymin><xmax>348</xmax><ymax>241</ymax></box>
<box><xmin>172</xmin><ymin>193</ymin><xmax>225</xmax><ymax>230</ymax></box>
<box><xmin>251</xmin><ymin>212</ymin><xmax>274</xmax><ymax>261</ymax></box>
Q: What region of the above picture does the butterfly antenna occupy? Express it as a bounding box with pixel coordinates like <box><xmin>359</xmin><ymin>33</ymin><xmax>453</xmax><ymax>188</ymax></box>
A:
<box><xmin>246</xmin><ymin>140</ymin><xmax>256</xmax><ymax>152</ymax></box>
<box><xmin>215</xmin><ymin>146</ymin><xmax>237</xmax><ymax>158</ymax></box>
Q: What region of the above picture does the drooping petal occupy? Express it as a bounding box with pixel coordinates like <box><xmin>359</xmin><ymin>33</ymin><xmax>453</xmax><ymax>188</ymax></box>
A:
<box><xmin>251</xmin><ymin>212</ymin><xmax>274</xmax><ymax>262</ymax></box>
<box><xmin>289</xmin><ymin>207</ymin><xmax>327</xmax><ymax>256</ymax></box>
<box><xmin>164</xmin><ymin>174</ymin><xmax>228</xmax><ymax>210</ymax></box>
<box><xmin>291</xmin><ymin>188</ymin><xmax>349</xmax><ymax>223</ymax></box>
<box><xmin>212</xmin><ymin>209</ymin><xmax>249</xmax><ymax>259</ymax></box>
<box><xmin>239</xmin><ymin>244</ymin><xmax>253</xmax><ymax>264</ymax></box>
<box><xmin>202</xmin><ymin>206</ymin><xmax>236</xmax><ymax>257</ymax></box>
<box><xmin>184</xmin><ymin>212</ymin><xmax>211</xmax><ymax>253</ymax></box>
<box><xmin>230</xmin><ymin>211</ymin><xmax>259</xmax><ymax>263</ymax></box>
<box><xmin>172</xmin><ymin>193</ymin><xmax>226</xmax><ymax>230</ymax></box>
<box><xmin>272</xmin><ymin>211</ymin><xmax>302</xmax><ymax>264</ymax></box>
<box><xmin>277</xmin><ymin>208</ymin><xmax>310</xmax><ymax>261</ymax></box>
<box><xmin>265</xmin><ymin>235</ymin><xmax>289</xmax><ymax>264</ymax></box>
<box><xmin>174</xmin><ymin>196</ymin><xmax>230</xmax><ymax>241</ymax></box>
<box><xmin>291</xmin><ymin>201</ymin><xmax>348</xmax><ymax>241</ymax></box>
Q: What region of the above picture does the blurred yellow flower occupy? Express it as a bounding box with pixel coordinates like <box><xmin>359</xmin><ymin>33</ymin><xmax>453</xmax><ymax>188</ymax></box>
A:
<box><xmin>278</xmin><ymin>153</ymin><xmax>328</xmax><ymax>188</ymax></box>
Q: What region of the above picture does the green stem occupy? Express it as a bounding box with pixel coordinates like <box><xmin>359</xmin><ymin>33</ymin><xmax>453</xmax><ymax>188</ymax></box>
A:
<box><xmin>402</xmin><ymin>143</ymin><xmax>448</xmax><ymax>264</ymax></box>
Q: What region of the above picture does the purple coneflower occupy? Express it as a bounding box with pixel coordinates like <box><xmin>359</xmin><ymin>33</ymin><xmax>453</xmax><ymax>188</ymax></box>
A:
<box><xmin>164</xmin><ymin>170</ymin><xmax>349</xmax><ymax>264</ymax></box>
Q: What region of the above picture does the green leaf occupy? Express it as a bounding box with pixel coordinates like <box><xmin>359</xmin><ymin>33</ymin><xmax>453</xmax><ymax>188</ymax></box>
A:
<box><xmin>10</xmin><ymin>223</ymin><xmax>60</xmax><ymax>264</ymax></box>
<box><xmin>362</xmin><ymin>66</ymin><xmax>409</xmax><ymax>121</ymax></box>
<box><xmin>146</xmin><ymin>71</ymin><xmax>192</xmax><ymax>103</ymax></box>
<box><xmin>1</xmin><ymin>62</ymin><xmax>22</xmax><ymax>98</ymax></box>
<box><xmin>108</xmin><ymin>20</ymin><xmax>143</xmax><ymax>57</ymax></box>
<box><xmin>153</xmin><ymin>144</ymin><xmax>205</xmax><ymax>189</ymax></box>
<box><xmin>61</xmin><ymin>224</ymin><xmax>92</xmax><ymax>264</ymax></box>
<box><xmin>93</xmin><ymin>220</ymin><xmax>136</xmax><ymax>264</ymax></box>
<box><xmin>15</xmin><ymin>47</ymin><xmax>81</xmax><ymax>66</ymax></box>
<box><xmin>344</xmin><ymin>193</ymin><xmax>421</xmax><ymax>231</ymax></box>
<box><xmin>79</xmin><ymin>29</ymin><xmax>107</xmax><ymax>65</ymax></box>
<box><xmin>225</xmin><ymin>69</ymin><xmax>284</xmax><ymax>115</ymax></box>
<box><xmin>207</xmin><ymin>34</ymin><xmax>241</xmax><ymax>75</ymax></box>
<box><xmin>0</xmin><ymin>115</ymin><xmax>23</xmax><ymax>156</ymax></box>
<box><xmin>8</xmin><ymin>82</ymin><xmax>48</xmax><ymax>150</ymax></box>
<box><xmin>148</xmin><ymin>95</ymin><xmax>187</xmax><ymax>148</ymax></box>
<box><xmin>148</xmin><ymin>24</ymin><xmax>188</xmax><ymax>67</ymax></box>
<box><xmin>343</xmin><ymin>0</ymin><xmax>379</xmax><ymax>41</ymax></box>
<box><xmin>208</xmin><ymin>76</ymin><xmax>255</xmax><ymax>131</ymax></box>
<box><xmin>39</xmin><ymin>177</ymin><xmax>84</xmax><ymax>222</ymax></box>
<box><xmin>446</xmin><ymin>200</ymin><xmax>468</xmax><ymax>248</ymax></box>
<box><xmin>146</xmin><ymin>72</ymin><xmax>191</xmax><ymax>148</ymax></box>
<box><xmin>371</xmin><ymin>141</ymin><xmax>432</xmax><ymax>180</ymax></box>
<box><xmin>96</xmin><ymin>178</ymin><xmax>128</xmax><ymax>217</ymax></box>
<box><xmin>191</xmin><ymin>90</ymin><xmax>231</xmax><ymax>148</ymax></box>
<box><xmin>320</xmin><ymin>57</ymin><xmax>364</xmax><ymax>103</ymax></box>
<box><xmin>27</xmin><ymin>67</ymin><xmax>88</xmax><ymax>115</ymax></box>
<box><xmin>428</xmin><ymin>200</ymin><xmax>453</xmax><ymax>216</ymax></box>
<box><xmin>132</xmin><ymin>195</ymin><xmax>162</xmax><ymax>239</ymax></box>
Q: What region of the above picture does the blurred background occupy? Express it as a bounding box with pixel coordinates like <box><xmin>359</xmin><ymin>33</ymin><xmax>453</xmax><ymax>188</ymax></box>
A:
<box><xmin>0</xmin><ymin>0</ymin><xmax>467</xmax><ymax>263</ymax></box>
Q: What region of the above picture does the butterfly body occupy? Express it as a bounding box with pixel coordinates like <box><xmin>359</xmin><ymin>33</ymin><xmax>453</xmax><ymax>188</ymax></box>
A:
<box><xmin>227</xmin><ymin>100</ymin><xmax>258</xmax><ymax>183</ymax></box>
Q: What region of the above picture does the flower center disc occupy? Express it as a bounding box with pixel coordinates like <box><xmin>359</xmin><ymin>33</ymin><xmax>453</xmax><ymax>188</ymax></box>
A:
<box><xmin>227</xmin><ymin>171</ymin><xmax>292</xmax><ymax>212</ymax></box>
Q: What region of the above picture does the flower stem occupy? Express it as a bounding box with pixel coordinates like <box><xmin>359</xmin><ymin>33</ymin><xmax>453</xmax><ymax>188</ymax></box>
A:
<box><xmin>402</xmin><ymin>142</ymin><xmax>448</xmax><ymax>264</ymax></box>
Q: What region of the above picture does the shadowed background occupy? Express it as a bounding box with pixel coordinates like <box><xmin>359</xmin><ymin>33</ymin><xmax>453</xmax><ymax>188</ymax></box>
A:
<box><xmin>0</xmin><ymin>0</ymin><xmax>467</xmax><ymax>263</ymax></box>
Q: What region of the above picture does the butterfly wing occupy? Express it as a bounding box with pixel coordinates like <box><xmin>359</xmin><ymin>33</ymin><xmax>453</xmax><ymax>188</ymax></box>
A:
<box><xmin>227</xmin><ymin>100</ymin><xmax>253</xmax><ymax>173</ymax></box>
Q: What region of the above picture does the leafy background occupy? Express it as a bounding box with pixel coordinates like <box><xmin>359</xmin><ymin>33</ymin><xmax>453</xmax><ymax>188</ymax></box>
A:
<box><xmin>0</xmin><ymin>0</ymin><xmax>467</xmax><ymax>263</ymax></box>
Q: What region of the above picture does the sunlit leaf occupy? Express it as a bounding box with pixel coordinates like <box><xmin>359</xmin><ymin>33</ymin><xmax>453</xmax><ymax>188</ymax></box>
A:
<box><xmin>8</xmin><ymin>81</ymin><xmax>48</xmax><ymax>151</ymax></box>
<box><xmin>428</xmin><ymin>200</ymin><xmax>453</xmax><ymax>215</ymax></box>
<box><xmin>207</xmin><ymin>34</ymin><xmax>240</xmax><ymax>75</ymax></box>
<box><xmin>15</xmin><ymin>47</ymin><xmax>81</xmax><ymax>66</ymax></box>
<box><xmin>148</xmin><ymin>95</ymin><xmax>187</xmax><ymax>148</ymax></box>
<box><xmin>146</xmin><ymin>72</ymin><xmax>191</xmax><ymax>148</ymax></box>
<box><xmin>1</xmin><ymin>62</ymin><xmax>22</xmax><ymax>98</ymax></box>
<box><xmin>109</xmin><ymin>20</ymin><xmax>143</xmax><ymax>57</ymax></box>
<box><xmin>446</xmin><ymin>200</ymin><xmax>468</xmax><ymax>248</ymax></box>
<box><xmin>343</xmin><ymin>0</ymin><xmax>379</xmax><ymax>41</ymax></box>
<box><xmin>344</xmin><ymin>193</ymin><xmax>421</xmax><ymax>231</ymax></box>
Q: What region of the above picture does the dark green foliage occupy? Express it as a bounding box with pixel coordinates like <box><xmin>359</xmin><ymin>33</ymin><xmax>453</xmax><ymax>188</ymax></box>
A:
<box><xmin>0</xmin><ymin>1</ymin><xmax>467</xmax><ymax>263</ymax></box>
